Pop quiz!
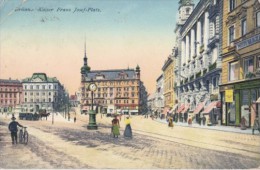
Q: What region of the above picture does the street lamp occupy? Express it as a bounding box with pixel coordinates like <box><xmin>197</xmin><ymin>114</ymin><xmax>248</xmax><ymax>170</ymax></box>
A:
<box><xmin>87</xmin><ymin>79</ymin><xmax>98</xmax><ymax>130</ymax></box>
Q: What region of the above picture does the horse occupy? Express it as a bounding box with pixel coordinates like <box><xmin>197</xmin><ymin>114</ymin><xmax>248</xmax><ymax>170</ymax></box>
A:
<box><xmin>39</xmin><ymin>112</ymin><xmax>50</xmax><ymax>120</ymax></box>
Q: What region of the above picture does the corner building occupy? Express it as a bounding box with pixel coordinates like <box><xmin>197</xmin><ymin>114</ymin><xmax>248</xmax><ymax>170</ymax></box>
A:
<box><xmin>220</xmin><ymin>0</ymin><xmax>260</xmax><ymax>127</ymax></box>
<box><xmin>80</xmin><ymin>47</ymin><xmax>147</xmax><ymax>115</ymax></box>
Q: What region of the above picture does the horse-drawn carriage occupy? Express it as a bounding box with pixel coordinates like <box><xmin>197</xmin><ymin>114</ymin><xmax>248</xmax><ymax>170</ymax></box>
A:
<box><xmin>19</xmin><ymin>109</ymin><xmax>50</xmax><ymax>121</ymax></box>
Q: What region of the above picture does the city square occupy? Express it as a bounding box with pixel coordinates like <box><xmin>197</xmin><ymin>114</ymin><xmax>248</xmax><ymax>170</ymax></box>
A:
<box><xmin>0</xmin><ymin>113</ymin><xmax>260</xmax><ymax>169</ymax></box>
<box><xmin>1</xmin><ymin>0</ymin><xmax>260</xmax><ymax>169</ymax></box>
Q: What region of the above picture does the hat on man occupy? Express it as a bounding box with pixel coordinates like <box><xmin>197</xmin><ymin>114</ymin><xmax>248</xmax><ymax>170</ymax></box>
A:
<box><xmin>11</xmin><ymin>116</ymin><xmax>16</xmax><ymax>120</ymax></box>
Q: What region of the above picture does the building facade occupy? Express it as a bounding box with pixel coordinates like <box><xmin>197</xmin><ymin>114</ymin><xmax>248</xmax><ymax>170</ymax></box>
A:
<box><xmin>162</xmin><ymin>56</ymin><xmax>175</xmax><ymax>116</ymax></box>
<box><xmin>21</xmin><ymin>73</ymin><xmax>67</xmax><ymax>113</ymax></box>
<box><xmin>155</xmin><ymin>74</ymin><xmax>164</xmax><ymax>115</ymax></box>
<box><xmin>0</xmin><ymin>78</ymin><xmax>23</xmax><ymax>113</ymax></box>
<box><xmin>80</xmin><ymin>48</ymin><xmax>147</xmax><ymax>115</ymax></box>
<box><xmin>175</xmin><ymin>0</ymin><xmax>223</xmax><ymax>123</ymax></box>
<box><xmin>220</xmin><ymin>0</ymin><xmax>260</xmax><ymax>127</ymax></box>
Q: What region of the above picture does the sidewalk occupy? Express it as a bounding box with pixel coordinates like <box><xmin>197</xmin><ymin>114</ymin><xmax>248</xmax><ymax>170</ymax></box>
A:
<box><xmin>154</xmin><ymin>118</ymin><xmax>258</xmax><ymax>135</ymax></box>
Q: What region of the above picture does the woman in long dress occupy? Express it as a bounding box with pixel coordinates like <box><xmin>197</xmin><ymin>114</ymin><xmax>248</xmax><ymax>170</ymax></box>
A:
<box><xmin>124</xmin><ymin>116</ymin><xmax>132</xmax><ymax>138</ymax></box>
<box><xmin>112</xmin><ymin>115</ymin><xmax>120</xmax><ymax>138</ymax></box>
<box><xmin>168</xmin><ymin>116</ymin><xmax>174</xmax><ymax>128</ymax></box>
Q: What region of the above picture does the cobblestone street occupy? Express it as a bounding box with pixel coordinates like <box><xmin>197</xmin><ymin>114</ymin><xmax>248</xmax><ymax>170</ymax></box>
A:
<box><xmin>1</xmin><ymin>113</ymin><xmax>260</xmax><ymax>169</ymax></box>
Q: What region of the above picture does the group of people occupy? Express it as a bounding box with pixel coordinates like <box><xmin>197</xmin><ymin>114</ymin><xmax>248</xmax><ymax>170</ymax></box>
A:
<box><xmin>111</xmin><ymin>114</ymin><xmax>132</xmax><ymax>138</ymax></box>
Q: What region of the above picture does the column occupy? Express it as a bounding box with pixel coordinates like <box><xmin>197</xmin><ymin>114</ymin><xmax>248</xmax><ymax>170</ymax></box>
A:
<box><xmin>191</xmin><ymin>29</ymin><xmax>195</xmax><ymax>59</ymax></box>
<box><xmin>185</xmin><ymin>35</ymin><xmax>190</xmax><ymax>63</ymax></box>
<box><xmin>204</xmin><ymin>11</ymin><xmax>209</xmax><ymax>50</ymax></box>
<box><xmin>196</xmin><ymin>21</ymin><xmax>201</xmax><ymax>56</ymax></box>
<box><xmin>181</xmin><ymin>40</ymin><xmax>186</xmax><ymax>66</ymax></box>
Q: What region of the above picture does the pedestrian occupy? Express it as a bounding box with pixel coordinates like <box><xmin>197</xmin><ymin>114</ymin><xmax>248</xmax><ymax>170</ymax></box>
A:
<box><xmin>74</xmin><ymin>116</ymin><xmax>76</xmax><ymax>123</ymax></box>
<box><xmin>111</xmin><ymin>115</ymin><xmax>120</xmax><ymax>138</ymax></box>
<box><xmin>8</xmin><ymin>116</ymin><xmax>23</xmax><ymax>145</ymax></box>
<box><xmin>168</xmin><ymin>116</ymin><xmax>174</xmax><ymax>128</ymax></box>
<box><xmin>124</xmin><ymin>116</ymin><xmax>132</xmax><ymax>138</ymax></box>
<box><xmin>202</xmin><ymin>115</ymin><xmax>206</xmax><ymax>126</ymax></box>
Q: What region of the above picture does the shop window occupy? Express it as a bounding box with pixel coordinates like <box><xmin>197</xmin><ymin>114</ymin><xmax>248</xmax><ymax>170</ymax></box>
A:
<box><xmin>241</xmin><ymin>90</ymin><xmax>250</xmax><ymax>127</ymax></box>
<box><xmin>244</xmin><ymin>57</ymin><xmax>254</xmax><ymax>78</ymax></box>
<box><xmin>229</xmin><ymin>61</ymin><xmax>239</xmax><ymax>81</ymax></box>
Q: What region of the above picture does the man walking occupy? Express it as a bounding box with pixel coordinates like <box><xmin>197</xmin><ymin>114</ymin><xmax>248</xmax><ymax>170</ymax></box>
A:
<box><xmin>8</xmin><ymin>116</ymin><xmax>23</xmax><ymax>145</ymax></box>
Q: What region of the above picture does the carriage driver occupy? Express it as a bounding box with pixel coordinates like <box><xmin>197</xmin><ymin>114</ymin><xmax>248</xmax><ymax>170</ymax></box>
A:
<box><xmin>8</xmin><ymin>116</ymin><xmax>23</xmax><ymax>145</ymax></box>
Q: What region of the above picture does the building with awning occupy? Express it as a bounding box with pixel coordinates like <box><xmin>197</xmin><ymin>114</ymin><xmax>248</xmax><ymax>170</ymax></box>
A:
<box><xmin>193</xmin><ymin>102</ymin><xmax>206</xmax><ymax>115</ymax></box>
<box><xmin>202</xmin><ymin>101</ymin><xmax>220</xmax><ymax>114</ymax></box>
<box><xmin>176</xmin><ymin>104</ymin><xmax>185</xmax><ymax>114</ymax></box>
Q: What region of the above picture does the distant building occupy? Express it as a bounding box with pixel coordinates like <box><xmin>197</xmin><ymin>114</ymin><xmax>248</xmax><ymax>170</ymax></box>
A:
<box><xmin>80</xmin><ymin>45</ymin><xmax>147</xmax><ymax>115</ymax></box>
<box><xmin>69</xmin><ymin>94</ymin><xmax>79</xmax><ymax>107</ymax></box>
<box><xmin>21</xmin><ymin>73</ymin><xmax>67</xmax><ymax>113</ymax></box>
<box><xmin>0</xmin><ymin>78</ymin><xmax>23</xmax><ymax>112</ymax></box>
<box><xmin>155</xmin><ymin>74</ymin><xmax>164</xmax><ymax>115</ymax></box>
<box><xmin>147</xmin><ymin>93</ymin><xmax>156</xmax><ymax>114</ymax></box>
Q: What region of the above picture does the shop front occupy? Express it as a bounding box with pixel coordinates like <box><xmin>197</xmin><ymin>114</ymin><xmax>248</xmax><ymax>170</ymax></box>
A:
<box><xmin>220</xmin><ymin>78</ymin><xmax>260</xmax><ymax>127</ymax></box>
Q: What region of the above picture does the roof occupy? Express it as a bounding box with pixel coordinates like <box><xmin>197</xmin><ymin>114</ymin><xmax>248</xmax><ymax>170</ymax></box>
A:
<box><xmin>22</xmin><ymin>73</ymin><xmax>60</xmax><ymax>83</ymax></box>
<box><xmin>0</xmin><ymin>79</ymin><xmax>21</xmax><ymax>84</ymax></box>
<box><xmin>86</xmin><ymin>69</ymin><xmax>137</xmax><ymax>80</ymax></box>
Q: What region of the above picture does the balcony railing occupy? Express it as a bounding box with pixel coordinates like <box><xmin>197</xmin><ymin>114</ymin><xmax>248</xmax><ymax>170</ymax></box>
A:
<box><xmin>209</xmin><ymin>62</ymin><xmax>217</xmax><ymax>72</ymax></box>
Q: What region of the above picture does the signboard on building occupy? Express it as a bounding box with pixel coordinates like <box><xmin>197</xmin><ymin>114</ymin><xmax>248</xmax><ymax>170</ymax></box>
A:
<box><xmin>225</xmin><ymin>90</ymin><xmax>233</xmax><ymax>103</ymax></box>
<box><xmin>236</xmin><ymin>34</ymin><xmax>260</xmax><ymax>50</ymax></box>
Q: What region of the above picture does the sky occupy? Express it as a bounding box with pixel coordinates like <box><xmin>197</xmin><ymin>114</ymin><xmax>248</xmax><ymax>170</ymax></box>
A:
<box><xmin>0</xmin><ymin>0</ymin><xmax>199</xmax><ymax>95</ymax></box>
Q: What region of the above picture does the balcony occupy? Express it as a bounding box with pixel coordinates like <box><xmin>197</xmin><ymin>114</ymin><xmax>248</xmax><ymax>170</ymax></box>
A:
<box><xmin>209</xmin><ymin>4</ymin><xmax>219</xmax><ymax>19</ymax></box>
<box><xmin>209</xmin><ymin>62</ymin><xmax>217</xmax><ymax>72</ymax></box>
<box><xmin>208</xmin><ymin>34</ymin><xmax>219</xmax><ymax>48</ymax></box>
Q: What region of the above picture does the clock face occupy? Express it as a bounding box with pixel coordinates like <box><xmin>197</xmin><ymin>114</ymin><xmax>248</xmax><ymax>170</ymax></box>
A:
<box><xmin>89</xmin><ymin>83</ymin><xmax>97</xmax><ymax>91</ymax></box>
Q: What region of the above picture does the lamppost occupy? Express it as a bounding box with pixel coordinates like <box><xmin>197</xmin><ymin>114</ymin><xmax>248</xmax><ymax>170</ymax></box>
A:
<box><xmin>87</xmin><ymin>79</ymin><xmax>98</xmax><ymax>130</ymax></box>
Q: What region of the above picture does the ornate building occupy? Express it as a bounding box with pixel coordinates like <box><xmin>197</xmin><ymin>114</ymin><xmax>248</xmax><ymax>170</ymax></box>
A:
<box><xmin>175</xmin><ymin>0</ymin><xmax>223</xmax><ymax>123</ymax></box>
<box><xmin>220</xmin><ymin>0</ymin><xmax>260</xmax><ymax>127</ymax></box>
<box><xmin>80</xmin><ymin>45</ymin><xmax>147</xmax><ymax>115</ymax></box>
<box><xmin>0</xmin><ymin>78</ymin><xmax>23</xmax><ymax>113</ymax></box>
<box><xmin>21</xmin><ymin>73</ymin><xmax>67</xmax><ymax>113</ymax></box>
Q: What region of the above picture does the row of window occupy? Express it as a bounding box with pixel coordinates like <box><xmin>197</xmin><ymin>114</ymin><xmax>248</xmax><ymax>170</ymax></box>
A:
<box><xmin>0</xmin><ymin>88</ymin><xmax>20</xmax><ymax>92</ymax></box>
<box><xmin>229</xmin><ymin>12</ymin><xmax>260</xmax><ymax>44</ymax></box>
<box><xmin>229</xmin><ymin>55</ymin><xmax>260</xmax><ymax>81</ymax></box>
<box><xmin>0</xmin><ymin>93</ymin><xmax>17</xmax><ymax>98</ymax></box>
<box><xmin>24</xmin><ymin>98</ymin><xmax>53</xmax><ymax>103</ymax></box>
<box><xmin>24</xmin><ymin>84</ymin><xmax>58</xmax><ymax>90</ymax></box>
<box><xmin>0</xmin><ymin>100</ymin><xmax>17</xmax><ymax>104</ymax></box>
<box><xmin>85</xmin><ymin>99</ymin><xmax>136</xmax><ymax>105</ymax></box>
<box><xmin>95</xmin><ymin>80</ymin><xmax>138</xmax><ymax>86</ymax></box>
<box><xmin>22</xmin><ymin>104</ymin><xmax>52</xmax><ymax>108</ymax></box>
<box><xmin>83</xmin><ymin>92</ymin><xmax>138</xmax><ymax>98</ymax></box>
<box><xmin>24</xmin><ymin>92</ymin><xmax>56</xmax><ymax>96</ymax></box>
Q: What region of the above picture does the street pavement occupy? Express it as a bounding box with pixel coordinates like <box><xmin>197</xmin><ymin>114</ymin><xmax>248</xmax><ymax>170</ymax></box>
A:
<box><xmin>0</xmin><ymin>113</ymin><xmax>260</xmax><ymax>169</ymax></box>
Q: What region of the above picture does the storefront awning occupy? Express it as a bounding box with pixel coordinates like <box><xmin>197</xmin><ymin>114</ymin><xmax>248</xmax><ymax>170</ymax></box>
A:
<box><xmin>169</xmin><ymin>104</ymin><xmax>178</xmax><ymax>113</ymax></box>
<box><xmin>181</xmin><ymin>104</ymin><xmax>190</xmax><ymax>113</ymax></box>
<box><xmin>256</xmin><ymin>97</ymin><xmax>260</xmax><ymax>103</ymax></box>
<box><xmin>162</xmin><ymin>107</ymin><xmax>170</xmax><ymax>114</ymax></box>
<box><xmin>202</xmin><ymin>101</ymin><xmax>220</xmax><ymax>114</ymax></box>
<box><xmin>193</xmin><ymin>102</ymin><xmax>205</xmax><ymax>114</ymax></box>
<box><xmin>176</xmin><ymin>104</ymin><xmax>185</xmax><ymax>114</ymax></box>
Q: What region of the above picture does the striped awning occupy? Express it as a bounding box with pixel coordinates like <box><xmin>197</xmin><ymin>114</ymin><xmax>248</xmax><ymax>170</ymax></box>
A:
<box><xmin>176</xmin><ymin>104</ymin><xmax>185</xmax><ymax>114</ymax></box>
<box><xmin>202</xmin><ymin>101</ymin><xmax>220</xmax><ymax>114</ymax></box>
<box><xmin>169</xmin><ymin>104</ymin><xmax>178</xmax><ymax>113</ymax></box>
<box><xmin>181</xmin><ymin>104</ymin><xmax>190</xmax><ymax>113</ymax></box>
<box><xmin>162</xmin><ymin>107</ymin><xmax>170</xmax><ymax>114</ymax></box>
<box><xmin>193</xmin><ymin>102</ymin><xmax>205</xmax><ymax>114</ymax></box>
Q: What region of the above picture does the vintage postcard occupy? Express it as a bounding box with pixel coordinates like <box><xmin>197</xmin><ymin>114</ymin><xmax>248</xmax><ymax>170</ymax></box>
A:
<box><xmin>0</xmin><ymin>0</ymin><xmax>260</xmax><ymax>169</ymax></box>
